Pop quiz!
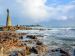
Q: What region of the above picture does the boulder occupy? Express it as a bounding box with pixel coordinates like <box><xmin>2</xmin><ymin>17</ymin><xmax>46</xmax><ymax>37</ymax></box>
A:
<box><xmin>26</xmin><ymin>35</ymin><xmax>37</xmax><ymax>39</ymax></box>
<box><xmin>36</xmin><ymin>41</ymin><xmax>43</xmax><ymax>45</ymax></box>
<box><xmin>30</xmin><ymin>47</ymin><xmax>38</xmax><ymax>54</ymax></box>
<box><xmin>36</xmin><ymin>45</ymin><xmax>48</xmax><ymax>53</ymax></box>
<box><xmin>30</xmin><ymin>45</ymin><xmax>48</xmax><ymax>54</ymax></box>
<box><xmin>19</xmin><ymin>36</ymin><xmax>23</xmax><ymax>39</ymax></box>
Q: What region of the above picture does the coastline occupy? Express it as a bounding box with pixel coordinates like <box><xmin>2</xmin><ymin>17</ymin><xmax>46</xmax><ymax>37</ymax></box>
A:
<box><xmin>0</xmin><ymin>31</ymin><xmax>48</xmax><ymax>56</ymax></box>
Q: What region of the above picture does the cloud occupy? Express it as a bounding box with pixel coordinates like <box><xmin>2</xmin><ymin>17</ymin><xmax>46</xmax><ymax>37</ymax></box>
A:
<box><xmin>16</xmin><ymin>0</ymin><xmax>75</xmax><ymax>23</ymax></box>
<box><xmin>47</xmin><ymin>4</ymin><xmax>75</xmax><ymax>20</ymax></box>
<box><xmin>16</xmin><ymin>0</ymin><xmax>48</xmax><ymax>22</ymax></box>
<box><xmin>0</xmin><ymin>0</ymin><xmax>75</xmax><ymax>24</ymax></box>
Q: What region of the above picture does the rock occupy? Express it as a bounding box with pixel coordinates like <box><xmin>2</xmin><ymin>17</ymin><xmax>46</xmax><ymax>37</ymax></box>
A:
<box><xmin>0</xmin><ymin>32</ymin><xmax>49</xmax><ymax>56</ymax></box>
<box><xmin>9</xmin><ymin>50</ymin><xmax>26</xmax><ymax>56</ymax></box>
<box><xmin>59</xmin><ymin>49</ymin><xmax>70</xmax><ymax>56</ymax></box>
<box><xmin>50</xmin><ymin>48</ymin><xmax>70</xmax><ymax>56</ymax></box>
<box><xmin>26</xmin><ymin>35</ymin><xmax>37</xmax><ymax>39</ymax></box>
<box><xmin>30</xmin><ymin>47</ymin><xmax>38</xmax><ymax>54</ymax></box>
<box><xmin>19</xmin><ymin>36</ymin><xmax>23</xmax><ymax>39</ymax></box>
<box><xmin>30</xmin><ymin>45</ymin><xmax>48</xmax><ymax>54</ymax></box>
<box><xmin>36</xmin><ymin>41</ymin><xmax>43</xmax><ymax>45</ymax></box>
<box><xmin>25</xmin><ymin>46</ymin><xmax>31</xmax><ymax>55</ymax></box>
<box><xmin>36</xmin><ymin>45</ymin><xmax>48</xmax><ymax>53</ymax></box>
<box><xmin>9</xmin><ymin>51</ymin><xmax>18</xmax><ymax>56</ymax></box>
<box><xmin>25</xmin><ymin>40</ymin><xmax>33</xmax><ymax>44</ymax></box>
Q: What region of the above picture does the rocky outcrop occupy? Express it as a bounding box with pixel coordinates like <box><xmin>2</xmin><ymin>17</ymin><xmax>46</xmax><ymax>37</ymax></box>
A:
<box><xmin>30</xmin><ymin>45</ymin><xmax>48</xmax><ymax>55</ymax></box>
<box><xmin>0</xmin><ymin>32</ymin><xmax>48</xmax><ymax>56</ymax></box>
<box><xmin>46</xmin><ymin>48</ymin><xmax>70</xmax><ymax>56</ymax></box>
<box><xmin>0</xmin><ymin>39</ymin><xmax>31</xmax><ymax>56</ymax></box>
<box><xmin>0</xmin><ymin>32</ymin><xmax>31</xmax><ymax>56</ymax></box>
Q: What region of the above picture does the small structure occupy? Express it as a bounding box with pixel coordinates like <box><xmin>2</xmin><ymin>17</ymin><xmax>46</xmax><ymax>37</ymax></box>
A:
<box><xmin>0</xmin><ymin>9</ymin><xmax>32</xmax><ymax>31</ymax></box>
<box><xmin>6</xmin><ymin>9</ymin><xmax>12</xmax><ymax>27</ymax></box>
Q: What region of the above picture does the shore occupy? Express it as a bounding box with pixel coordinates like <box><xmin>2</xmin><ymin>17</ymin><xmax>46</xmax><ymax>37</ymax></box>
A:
<box><xmin>0</xmin><ymin>29</ymin><xmax>73</xmax><ymax>56</ymax></box>
<box><xmin>0</xmin><ymin>31</ymin><xmax>48</xmax><ymax>56</ymax></box>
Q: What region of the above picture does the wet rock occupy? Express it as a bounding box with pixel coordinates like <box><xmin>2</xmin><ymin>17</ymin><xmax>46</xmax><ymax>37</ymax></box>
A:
<box><xmin>9</xmin><ymin>50</ymin><xmax>26</xmax><ymax>56</ymax></box>
<box><xmin>30</xmin><ymin>47</ymin><xmax>38</xmax><ymax>54</ymax></box>
<box><xmin>36</xmin><ymin>41</ymin><xmax>43</xmax><ymax>45</ymax></box>
<box><xmin>26</xmin><ymin>35</ymin><xmax>37</xmax><ymax>39</ymax></box>
<box><xmin>36</xmin><ymin>45</ymin><xmax>48</xmax><ymax>53</ymax></box>
<box><xmin>19</xmin><ymin>36</ymin><xmax>23</xmax><ymax>39</ymax></box>
<box><xmin>30</xmin><ymin>45</ymin><xmax>48</xmax><ymax>54</ymax></box>
<box><xmin>9</xmin><ymin>51</ymin><xmax>18</xmax><ymax>56</ymax></box>
<box><xmin>50</xmin><ymin>48</ymin><xmax>70</xmax><ymax>56</ymax></box>
<box><xmin>59</xmin><ymin>49</ymin><xmax>70</xmax><ymax>56</ymax></box>
<box><xmin>25</xmin><ymin>40</ymin><xmax>33</xmax><ymax>44</ymax></box>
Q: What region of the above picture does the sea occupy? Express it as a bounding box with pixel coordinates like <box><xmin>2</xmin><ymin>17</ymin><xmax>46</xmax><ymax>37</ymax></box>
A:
<box><xmin>16</xmin><ymin>27</ymin><xmax>75</xmax><ymax>56</ymax></box>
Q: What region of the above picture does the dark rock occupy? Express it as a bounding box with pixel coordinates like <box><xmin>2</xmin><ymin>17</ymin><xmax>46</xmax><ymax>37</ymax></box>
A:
<box><xmin>59</xmin><ymin>49</ymin><xmax>70</xmax><ymax>56</ymax></box>
<box><xmin>51</xmin><ymin>48</ymin><xmax>70</xmax><ymax>56</ymax></box>
<box><xmin>30</xmin><ymin>47</ymin><xmax>38</xmax><ymax>54</ymax></box>
<box><xmin>26</xmin><ymin>35</ymin><xmax>37</xmax><ymax>39</ymax></box>
<box><xmin>19</xmin><ymin>36</ymin><xmax>23</xmax><ymax>39</ymax></box>
<box><xmin>30</xmin><ymin>45</ymin><xmax>48</xmax><ymax>54</ymax></box>
<box><xmin>36</xmin><ymin>41</ymin><xmax>43</xmax><ymax>45</ymax></box>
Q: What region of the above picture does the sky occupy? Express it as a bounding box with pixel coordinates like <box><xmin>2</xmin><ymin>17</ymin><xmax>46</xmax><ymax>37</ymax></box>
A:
<box><xmin>0</xmin><ymin>0</ymin><xmax>75</xmax><ymax>28</ymax></box>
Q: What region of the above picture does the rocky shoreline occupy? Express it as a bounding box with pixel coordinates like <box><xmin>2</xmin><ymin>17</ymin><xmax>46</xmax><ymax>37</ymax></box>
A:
<box><xmin>0</xmin><ymin>30</ymin><xmax>74</xmax><ymax>56</ymax></box>
<box><xmin>0</xmin><ymin>31</ymin><xmax>48</xmax><ymax>56</ymax></box>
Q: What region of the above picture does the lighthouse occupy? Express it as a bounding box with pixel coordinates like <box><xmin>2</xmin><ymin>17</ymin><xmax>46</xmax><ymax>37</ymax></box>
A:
<box><xmin>6</xmin><ymin>9</ymin><xmax>12</xmax><ymax>26</ymax></box>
